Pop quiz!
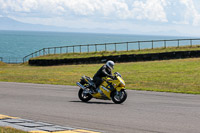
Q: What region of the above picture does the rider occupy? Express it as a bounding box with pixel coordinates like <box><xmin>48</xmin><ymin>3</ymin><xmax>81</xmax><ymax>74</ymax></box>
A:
<box><xmin>92</xmin><ymin>60</ymin><xmax>115</xmax><ymax>92</ymax></box>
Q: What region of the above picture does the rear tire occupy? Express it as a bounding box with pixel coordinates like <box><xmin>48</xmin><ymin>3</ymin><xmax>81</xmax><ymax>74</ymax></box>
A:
<box><xmin>111</xmin><ymin>89</ymin><xmax>127</xmax><ymax>104</ymax></box>
<box><xmin>78</xmin><ymin>88</ymin><xmax>92</xmax><ymax>102</ymax></box>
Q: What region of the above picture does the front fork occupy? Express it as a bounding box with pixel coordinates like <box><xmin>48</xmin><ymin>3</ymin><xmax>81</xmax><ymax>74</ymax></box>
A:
<box><xmin>116</xmin><ymin>87</ymin><xmax>125</xmax><ymax>92</ymax></box>
<box><xmin>115</xmin><ymin>87</ymin><xmax>125</xmax><ymax>99</ymax></box>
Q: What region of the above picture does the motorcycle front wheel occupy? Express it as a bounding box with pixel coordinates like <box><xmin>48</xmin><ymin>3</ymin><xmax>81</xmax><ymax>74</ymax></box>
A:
<box><xmin>78</xmin><ymin>88</ymin><xmax>92</xmax><ymax>102</ymax></box>
<box><xmin>111</xmin><ymin>89</ymin><xmax>127</xmax><ymax>104</ymax></box>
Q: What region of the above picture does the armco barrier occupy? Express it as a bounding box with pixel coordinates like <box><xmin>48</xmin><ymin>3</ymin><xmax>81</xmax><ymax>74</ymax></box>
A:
<box><xmin>28</xmin><ymin>50</ymin><xmax>200</xmax><ymax>66</ymax></box>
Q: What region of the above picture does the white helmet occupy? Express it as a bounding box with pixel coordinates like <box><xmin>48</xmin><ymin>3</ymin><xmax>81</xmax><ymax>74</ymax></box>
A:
<box><xmin>106</xmin><ymin>60</ymin><xmax>115</xmax><ymax>70</ymax></box>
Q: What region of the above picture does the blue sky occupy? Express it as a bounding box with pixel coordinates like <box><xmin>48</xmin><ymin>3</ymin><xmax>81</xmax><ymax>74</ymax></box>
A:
<box><xmin>0</xmin><ymin>0</ymin><xmax>200</xmax><ymax>36</ymax></box>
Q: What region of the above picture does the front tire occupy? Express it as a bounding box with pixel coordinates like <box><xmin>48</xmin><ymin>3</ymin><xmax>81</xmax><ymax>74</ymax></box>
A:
<box><xmin>111</xmin><ymin>89</ymin><xmax>127</xmax><ymax>104</ymax></box>
<box><xmin>78</xmin><ymin>88</ymin><xmax>92</xmax><ymax>102</ymax></box>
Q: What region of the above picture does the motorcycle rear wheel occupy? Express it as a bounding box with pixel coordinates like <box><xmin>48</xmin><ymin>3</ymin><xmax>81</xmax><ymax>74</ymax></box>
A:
<box><xmin>111</xmin><ymin>89</ymin><xmax>127</xmax><ymax>104</ymax></box>
<box><xmin>78</xmin><ymin>88</ymin><xmax>92</xmax><ymax>102</ymax></box>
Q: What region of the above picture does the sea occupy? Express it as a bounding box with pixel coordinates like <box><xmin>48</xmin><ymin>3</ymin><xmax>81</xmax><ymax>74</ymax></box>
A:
<box><xmin>0</xmin><ymin>30</ymin><xmax>197</xmax><ymax>63</ymax></box>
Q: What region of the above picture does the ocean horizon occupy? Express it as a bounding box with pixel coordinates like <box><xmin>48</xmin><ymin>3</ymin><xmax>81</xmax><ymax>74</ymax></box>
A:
<box><xmin>0</xmin><ymin>30</ymin><xmax>196</xmax><ymax>62</ymax></box>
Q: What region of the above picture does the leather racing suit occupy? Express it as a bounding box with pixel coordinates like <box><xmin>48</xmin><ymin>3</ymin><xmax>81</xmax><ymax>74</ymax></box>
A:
<box><xmin>93</xmin><ymin>65</ymin><xmax>113</xmax><ymax>89</ymax></box>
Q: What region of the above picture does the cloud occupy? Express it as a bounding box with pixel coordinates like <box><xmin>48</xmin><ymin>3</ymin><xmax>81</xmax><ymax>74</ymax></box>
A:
<box><xmin>0</xmin><ymin>0</ymin><xmax>168</xmax><ymax>22</ymax></box>
<box><xmin>22</xmin><ymin>0</ymin><xmax>38</xmax><ymax>12</ymax></box>
<box><xmin>179</xmin><ymin>0</ymin><xmax>200</xmax><ymax>26</ymax></box>
<box><xmin>0</xmin><ymin>0</ymin><xmax>36</xmax><ymax>12</ymax></box>
<box><xmin>131</xmin><ymin>0</ymin><xmax>168</xmax><ymax>22</ymax></box>
<box><xmin>1</xmin><ymin>0</ymin><xmax>200</xmax><ymax>36</ymax></box>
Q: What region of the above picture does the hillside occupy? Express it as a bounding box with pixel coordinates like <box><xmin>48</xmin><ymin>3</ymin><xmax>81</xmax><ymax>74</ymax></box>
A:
<box><xmin>0</xmin><ymin>17</ymin><xmax>71</xmax><ymax>32</ymax></box>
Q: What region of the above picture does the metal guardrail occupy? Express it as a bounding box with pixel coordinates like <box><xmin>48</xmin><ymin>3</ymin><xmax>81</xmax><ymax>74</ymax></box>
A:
<box><xmin>22</xmin><ymin>38</ymin><xmax>200</xmax><ymax>63</ymax></box>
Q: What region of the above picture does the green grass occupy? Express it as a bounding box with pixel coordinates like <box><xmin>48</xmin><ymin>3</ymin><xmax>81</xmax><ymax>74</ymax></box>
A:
<box><xmin>0</xmin><ymin>127</ymin><xmax>28</xmax><ymax>133</ymax></box>
<box><xmin>0</xmin><ymin>61</ymin><xmax>6</xmax><ymax>66</ymax></box>
<box><xmin>31</xmin><ymin>45</ymin><xmax>200</xmax><ymax>60</ymax></box>
<box><xmin>0</xmin><ymin>58</ymin><xmax>200</xmax><ymax>94</ymax></box>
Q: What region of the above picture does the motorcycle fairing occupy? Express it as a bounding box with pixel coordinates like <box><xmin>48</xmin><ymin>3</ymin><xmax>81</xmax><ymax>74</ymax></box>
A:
<box><xmin>79</xmin><ymin>72</ymin><xmax>126</xmax><ymax>101</ymax></box>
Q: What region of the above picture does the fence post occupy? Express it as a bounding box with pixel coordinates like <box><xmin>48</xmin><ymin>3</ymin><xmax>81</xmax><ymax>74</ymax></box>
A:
<box><xmin>60</xmin><ymin>47</ymin><xmax>62</xmax><ymax>54</ymax></box>
<box><xmin>95</xmin><ymin>44</ymin><xmax>97</xmax><ymax>52</ymax></box>
<box><xmin>105</xmin><ymin>44</ymin><xmax>107</xmax><ymax>51</ymax></box>
<box><xmin>115</xmin><ymin>43</ymin><xmax>117</xmax><ymax>52</ymax></box>
<box><xmin>88</xmin><ymin>45</ymin><xmax>89</xmax><ymax>53</ymax></box>
<box><xmin>80</xmin><ymin>45</ymin><xmax>81</xmax><ymax>53</ymax></box>
<box><xmin>190</xmin><ymin>39</ymin><xmax>192</xmax><ymax>47</ymax></box>
<box><xmin>66</xmin><ymin>46</ymin><xmax>68</xmax><ymax>53</ymax></box>
<box><xmin>73</xmin><ymin>46</ymin><xmax>75</xmax><ymax>53</ymax></box>
<box><xmin>138</xmin><ymin>41</ymin><xmax>140</xmax><ymax>51</ymax></box>
<box><xmin>48</xmin><ymin>48</ymin><xmax>50</xmax><ymax>54</ymax></box>
<box><xmin>164</xmin><ymin>40</ymin><xmax>166</xmax><ymax>48</ymax></box>
<box><xmin>54</xmin><ymin>48</ymin><xmax>56</xmax><ymax>54</ymax></box>
<box><xmin>152</xmin><ymin>40</ymin><xmax>154</xmax><ymax>49</ymax></box>
<box><xmin>177</xmin><ymin>40</ymin><xmax>180</xmax><ymax>48</ymax></box>
<box><xmin>127</xmin><ymin>42</ymin><xmax>129</xmax><ymax>51</ymax></box>
<box><xmin>43</xmin><ymin>48</ymin><xmax>45</xmax><ymax>56</ymax></box>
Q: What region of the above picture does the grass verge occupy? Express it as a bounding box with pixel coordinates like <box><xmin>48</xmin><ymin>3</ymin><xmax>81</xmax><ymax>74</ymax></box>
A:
<box><xmin>0</xmin><ymin>61</ymin><xmax>6</xmax><ymax>66</ymax></box>
<box><xmin>0</xmin><ymin>58</ymin><xmax>200</xmax><ymax>94</ymax></box>
<box><xmin>0</xmin><ymin>127</ymin><xmax>28</xmax><ymax>133</ymax></box>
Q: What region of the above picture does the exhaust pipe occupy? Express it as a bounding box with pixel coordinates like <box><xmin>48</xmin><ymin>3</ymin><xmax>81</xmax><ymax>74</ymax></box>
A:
<box><xmin>76</xmin><ymin>82</ymin><xmax>86</xmax><ymax>89</ymax></box>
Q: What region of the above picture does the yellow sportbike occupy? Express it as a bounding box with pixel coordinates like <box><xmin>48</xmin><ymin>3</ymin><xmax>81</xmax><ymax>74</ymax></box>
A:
<box><xmin>76</xmin><ymin>72</ymin><xmax>127</xmax><ymax>104</ymax></box>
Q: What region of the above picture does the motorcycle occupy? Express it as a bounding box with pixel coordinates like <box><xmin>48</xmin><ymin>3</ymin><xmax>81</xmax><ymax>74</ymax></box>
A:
<box><xmin>76</xmin><ymin>72</ymin><xmax>127</xmax><ymax>104</ymax></box>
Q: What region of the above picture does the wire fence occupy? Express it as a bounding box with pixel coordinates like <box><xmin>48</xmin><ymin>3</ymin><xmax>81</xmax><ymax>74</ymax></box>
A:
<box><xmin>1</xmin><ymin>38</ymin><xmax>200</xmax><ymax>64</ymax></box>
<box><xmin>1</xmin><ymin>57</ymin><xmax>24</xmax><ymax>64</ymax></box>
<box><xmin>22</xmin><ymin>38</ymin><xmax>200</xmax><ymax>63</ymax></box>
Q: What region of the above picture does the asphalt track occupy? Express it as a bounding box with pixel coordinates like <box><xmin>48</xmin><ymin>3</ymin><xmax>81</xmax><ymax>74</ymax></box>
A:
<box><xmin>0</xmin><ymin>82</ymin><xmax>200</xmax><ymax>133</ymax></box>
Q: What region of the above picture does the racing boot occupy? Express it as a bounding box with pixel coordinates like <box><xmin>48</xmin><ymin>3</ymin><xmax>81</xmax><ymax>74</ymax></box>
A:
<box><xmin>90</xmin><ymin>86</ymin><xmax>98</xmax><ymax>94</ymax></box>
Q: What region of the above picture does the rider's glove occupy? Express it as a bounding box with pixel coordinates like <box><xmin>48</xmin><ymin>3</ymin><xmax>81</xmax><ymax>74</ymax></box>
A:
<box><xmin>110</xmin><ymin>76</ymin><xmax>116</xmax><ymax>80</ymax></box>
